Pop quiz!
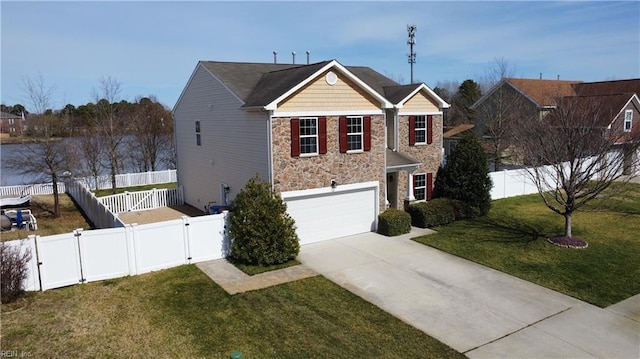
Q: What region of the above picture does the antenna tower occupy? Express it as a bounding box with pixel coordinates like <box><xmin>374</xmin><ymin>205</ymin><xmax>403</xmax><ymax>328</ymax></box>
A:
<box><xmin>407</xmin><ymin>24</ymin><xmax>417</xmax><ymax>83</ymax></box>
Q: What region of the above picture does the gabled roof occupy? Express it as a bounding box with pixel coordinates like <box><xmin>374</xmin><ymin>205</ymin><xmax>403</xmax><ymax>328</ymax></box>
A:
<box><xmin>443</xmin><ymin>123</ymin><xmax>474</xmax><ymax>138</ymax></box>
<box><xmin>573</xmin><ymin>79</ymin><xmax>640</xmax><ymax>97</ymax></box>
<box><xmin>194</xmin><ymin>59</ymin><xmax>447</xmax><ymax>111</ymax></box>
<box><xmin>505</xmin><ymin>78</ymin><xmax>581</xmax><ymax>107</ymax></box>
<box><xmin>0</xmin><ymin>111</ymin><xmax>21</xmax><ymax>119</ymax></box>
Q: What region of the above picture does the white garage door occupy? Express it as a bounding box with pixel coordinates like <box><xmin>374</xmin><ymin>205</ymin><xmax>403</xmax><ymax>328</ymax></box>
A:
<box><xmin>282</xmin><ymin>181</ymin><xmax>378</xmax><ymax>245</ymax></box>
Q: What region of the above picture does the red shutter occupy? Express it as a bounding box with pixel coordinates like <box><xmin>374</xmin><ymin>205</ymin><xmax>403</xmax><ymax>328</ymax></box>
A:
<box><xmin>319</xmin><ymin>117</ymin><xmax>327</xmax><ymax>154</ymax></box>
<box><xmin>427</xmin><ymin>115</ymin><xmax>433</xmax><ymax>144</ymax></box>
<box><xmin>363</xmin><ymin>116</ymin><xmax>371</xmax><ymax>151</ymax></box>
<box><xmin>291</xmin><ymin>118</ymin><xmax>300</xmax><ymax>157</ymax></box>
<box><xmin>409</xmin><ymin>116</ymin><xmax>416</xmax><ymax>146</ymax></box>
<box><xmin>427</xmin><ymin>172</ymin><xmax>433</xmax><ymax>201</ymax></box>
<box><xmin>339</xmin><ymin>116</ymin><xmax>348</xmax><ymax>153</ymax></box>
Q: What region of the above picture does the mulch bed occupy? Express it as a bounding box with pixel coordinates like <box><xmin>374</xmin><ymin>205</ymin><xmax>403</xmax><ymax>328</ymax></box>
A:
<box><xmin>547</xmin><ymin>236</ymin><xmax>589</xmax><ymax>249</ymax></box>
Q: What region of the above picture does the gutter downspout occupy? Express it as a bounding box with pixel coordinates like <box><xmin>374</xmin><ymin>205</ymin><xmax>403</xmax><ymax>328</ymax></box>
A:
<box><xmin>267</xmin><ymin>110</ymin><xmax>275</xmax><ymax>188</ymax></box>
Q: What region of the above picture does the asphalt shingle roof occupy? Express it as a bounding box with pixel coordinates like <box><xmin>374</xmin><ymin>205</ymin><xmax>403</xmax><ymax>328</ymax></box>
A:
<box><xmin>506</xmin><ymin>78</ymin><xmax>581</xmax><ymax>107</ymax></box>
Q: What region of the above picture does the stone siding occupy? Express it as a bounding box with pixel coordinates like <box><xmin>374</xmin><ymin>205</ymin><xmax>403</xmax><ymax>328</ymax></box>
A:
<box><xmin>272</xmin><ymin>115</ymin><xmax>387</xmax><ymax>212</ymax></box>
<box><xmin>392</xmin><ymin>114</ymin><xmax>443</xmax><ymax>208</ymax></box>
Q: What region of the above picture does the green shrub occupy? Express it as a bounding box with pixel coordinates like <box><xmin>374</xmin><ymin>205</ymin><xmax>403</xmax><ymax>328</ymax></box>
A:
<box><xmin>449</xmin><ymin>199</ymin><xmax>480</xmax><ymax>220</ymax></box>
<box><xmin>229</xmin><ymin>175</ymin><xmax>300</xmax><ymax>266</ymax></box>
<box><xmin>1</xmin><ymin>241</ymin><xmax>32</xmax><ymax>304</ymax></box>
<box><xmin>407</xmin><ymin>199</ymin><xmax>456</xmax><ymax>228</ymax></box>
<box><xmin>377</xmin><ymin>208</ymin><xmax>411</xmax><ymax>236</ymax></box>
<box><xmin>433</xmin><ymin>133</ymin><xmax>492</xmax><ymax>217</ymax></box>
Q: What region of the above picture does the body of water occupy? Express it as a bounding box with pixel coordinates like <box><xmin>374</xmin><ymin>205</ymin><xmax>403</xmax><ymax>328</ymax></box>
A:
<box><xmin>1</xmin><ymin>137</ymin><xmax>174</xmax><ymax>186</ymax></box>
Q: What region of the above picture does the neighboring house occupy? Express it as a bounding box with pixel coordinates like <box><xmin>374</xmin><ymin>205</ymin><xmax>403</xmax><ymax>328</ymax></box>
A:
<box><xmin>0</xmin><ymin>111</ymin><xmax>25</xmax><ymax>135</ymax></box>
<box><xmin>442</xmin><ymin>123</ymin><xmax>474</xmax><ymax>165</ymax></box>
<box><xmin>173</xmin><ymin>59</ymin><xmax>449</xmax><ymax>244</ymax></box>
<box><xmin>472</xmin><ymin>78</ymin><xmax>640</xmax><ymax>172</ymax></box>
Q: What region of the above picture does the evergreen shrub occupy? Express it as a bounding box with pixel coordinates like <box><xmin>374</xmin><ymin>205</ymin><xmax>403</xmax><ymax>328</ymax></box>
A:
<box><xmin>377</xmin><ymin>208</ymin><xmax>411</xmax><ymax>236</ymax></box>
<box><xmin>229</xmin><ymin>175</ymin><xmax>299</xmax><ymax>266</ymax></box>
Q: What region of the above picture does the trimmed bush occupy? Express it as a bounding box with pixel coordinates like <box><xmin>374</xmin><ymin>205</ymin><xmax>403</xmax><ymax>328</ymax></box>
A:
<box><xmin>407</xmin><ymin>198</ymin><xmax>456</xmax><ymax>228</ymax></box>
<box><xmin>1</xmin><ymin>241</ymin><xmax>32</xmax><ymax>304</ymax></box>
<box><xmin>377</xmin><ymin>208</ymin><xmax>411</xmax><ymax>236</ymax></box>
<box><xmin>449</xmin><ymin>199</ymin><xmax>481</xmax><ymax>220</ymax></box>
<box><xmin>229</xmin><ymin>175</ymin><xmax>300</xmax><ymax>266</ymax></box>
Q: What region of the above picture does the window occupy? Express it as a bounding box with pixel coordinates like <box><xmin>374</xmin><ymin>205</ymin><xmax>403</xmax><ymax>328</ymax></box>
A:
<box><xmin>409</xmin><ymin>115</ymin><xmax>433</xmax><ymax>145</ymax></box>
<box><xmin>624</xmin><ymin>110</ymin><xmax>633</xmax><ymax>132</ymax></box>
<box><xmin>415</xmin><ymin>115</ymin><xmax>426</xmax><ymax>143</ymax></box>
<box><xmin>299</xmin><ymin>117</ymin><xmax>318</xmax><ymax>155</ymax></box>
<box><xmin>414</xmin><ymin>173</ymin><xmax>426</xmax><ymax>200</ymax></box>
<box><xmin>195</xmin><ymin>121</ymin><xmax>201</xmax><ymax>146</ymax></box>
<box><xmin>347</xmin><ymin>116</ymin><xmax>363</xmax><ymax>151</ymax></box>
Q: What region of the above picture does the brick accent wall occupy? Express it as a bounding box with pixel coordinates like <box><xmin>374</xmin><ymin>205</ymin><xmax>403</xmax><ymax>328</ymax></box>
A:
<box><xmin>272</xmin><ymin>115</ymin><xmax>387</xmax><ymax>212</ymax></box>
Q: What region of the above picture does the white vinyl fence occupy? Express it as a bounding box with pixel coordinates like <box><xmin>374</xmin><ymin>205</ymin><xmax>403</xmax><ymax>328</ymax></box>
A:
<box><xmin>66</xmin><ymin>180</ymin><xmax>125</xmax><ymax>228</ymax></box>
<box><xmin>0</xmin><ymin>169</ymin><xmax>177</xmax><ymax>197</ymax></box>
<box><xmin>489</xmin><ymin>151</ymin><xmax>631</xmax><ymax>200</ymax></box>
<box><xmin>5</xmin><ymin>213</ymin><xmax>230</xmax><ymax>292</ymax></box>
<box><xmin>98</xmin><ymin>187</ymin><xmax>184</xmax><ymax>214</ymax></box>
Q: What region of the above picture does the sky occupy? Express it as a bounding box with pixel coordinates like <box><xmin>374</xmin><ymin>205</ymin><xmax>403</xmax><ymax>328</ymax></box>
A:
<box><xmin>1</xmin><ymin>1</ymin><xmax>639</xmax><ymax>111</ymax></box>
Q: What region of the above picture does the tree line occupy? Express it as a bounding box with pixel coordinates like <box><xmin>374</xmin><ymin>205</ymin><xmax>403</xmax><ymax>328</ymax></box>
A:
<box><xmin>4</xmin><ymin>75</ymin><xmax>175</xmax><ymax>217</ymax></box>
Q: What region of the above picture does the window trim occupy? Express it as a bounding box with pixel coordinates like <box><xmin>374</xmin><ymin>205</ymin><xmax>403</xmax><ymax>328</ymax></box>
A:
<box><xmin>413</xmin><ymin>173</ymin><xmax>426</xmax><ymax>201</ymax></box>
<box><xmin>195</xmin><ymin>120</ymin><xmax>201</xmax><ymax>146</ymax></box>
<box><xmin>624</xmin><ymin>110</ymin><xmax>633</xmax><ymax>132</ymax></box>
<box><xmin>414</xmin><ymin>115</ymin><xmax>427</xmax><ymax>144</ymax></box>
<box><xmin>346</xmin><ymin>116</ymin><xmax>364</xmax><ymax>153</ymax></box>
<box><xmin>299</xmin><ymin>117</ymin><xmax>319</xmax><ymax>157</ymax></box>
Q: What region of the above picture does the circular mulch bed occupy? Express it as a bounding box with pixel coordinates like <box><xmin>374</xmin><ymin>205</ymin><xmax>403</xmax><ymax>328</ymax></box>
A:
<box><xmin>547</xmin><ymin>236</ymin><xmax>589</xmax><ymax>249</ymax></box>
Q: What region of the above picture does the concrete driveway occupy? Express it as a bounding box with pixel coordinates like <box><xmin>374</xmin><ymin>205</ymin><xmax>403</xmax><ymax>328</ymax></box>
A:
<box><xmin>298</xmin><ymin>229</ymin><xmax>640</xmax><ymax>358</ymax></box>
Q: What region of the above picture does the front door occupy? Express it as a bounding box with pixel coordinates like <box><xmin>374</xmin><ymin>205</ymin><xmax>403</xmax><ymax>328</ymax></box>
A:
<box><xmin>387</xmin><ymin>172</ymin><xmax>398</xmax><ymax>208</ymax></box>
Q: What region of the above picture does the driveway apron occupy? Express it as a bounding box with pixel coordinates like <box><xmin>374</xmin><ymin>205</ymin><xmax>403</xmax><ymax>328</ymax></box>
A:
<box><xmin>298</xmin><ymin>230</ymin><xmax>640</xmax><ymax>358</ymax></box>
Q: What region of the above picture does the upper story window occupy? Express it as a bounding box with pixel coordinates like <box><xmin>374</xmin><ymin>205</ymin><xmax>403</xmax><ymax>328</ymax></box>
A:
<box><xmin>299</xmin><ymin>117</ymin><xmax>318</xmax><ymax>155</ymax></box>
<box><xmin>624</xmin><ymin>110</ymin><xmax>633</xmax><ymax>132</ymax></box>
<box><xmin>415</xmin><ymin>115</ymin><xmax>426</xmax><ymax>143</ymax></box>
<box><xmin>409</xmin><ymin>115</ymin><xmax>433</xmax><ymax>145</ymax></box>
<box><xmin>195</xmin><ymin>121</ymin><xmax>201</xmax><ymax>146</ymax></box>
<box><xmin>291</xmin><ymin>117</ymin><xmax>326</xmax><ymax>157</ymax></box>
<box><xmin>347</xmin><ymin>116</ymin><xmax>363</xmax><ymax>151</ymax></box>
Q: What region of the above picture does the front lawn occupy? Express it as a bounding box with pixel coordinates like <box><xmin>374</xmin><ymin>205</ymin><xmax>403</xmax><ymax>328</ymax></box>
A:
<box><xmin>1</xmin><ymin>265</ymin><xmax>463</xmax><ymax>358</ymax></box>
<box><xmin>413</xmin><ymin>182</ymin><xmax>640</xmax><ymax>308</ymax></box>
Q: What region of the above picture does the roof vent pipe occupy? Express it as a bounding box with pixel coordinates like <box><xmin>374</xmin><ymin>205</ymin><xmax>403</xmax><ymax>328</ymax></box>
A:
<box><xmin>273</xmin><ymin>51</ymin><xmax>277</xmax><ymax>64</ymax></box>
<box><xmin>540</xmin><ymin>73</ymin><xmax>542</xmax><ymax>80</ymax></box>
<box><xmin>557</xmin><ymin>75</ymin><xmax>560</xmax><ymax>80</ymax></box>
<box><xmin>306</xmin><ymin>50</ymin><xmax>310</xmax><ymax>64</ymax></box>
<box><xmin>292</xmin><ymin>51</ymin><xmax>296</xmax><ymax>64</ymax></box>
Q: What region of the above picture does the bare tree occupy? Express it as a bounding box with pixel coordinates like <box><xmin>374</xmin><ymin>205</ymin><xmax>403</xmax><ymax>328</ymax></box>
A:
<box><xmin>7</xmin><ymin>75</ymin><xmax>78</xmax><ymax>217</ymax></box>
<box><xmin>473</xmin><ymin>81</ymin><xmax>537</xmax><ymax>170</ymax></box>
<box><xmin>126</xmin><ymin>97</ymin><xmax>174</xmax><ymax>172</ymax></box>
<box><xmin>514</xmin><ymin>96</ymin><xmax>640</xmax><ymax>246</ymax></box>
<box><xmin>92</xmin><ymin>76</ymin><xmax>126</xmax><ymax>193</ymax></box>
<box><xmin>479</xmin><ymin>56</ymin><xmax>517</xmax><ymax>92</ymax></box>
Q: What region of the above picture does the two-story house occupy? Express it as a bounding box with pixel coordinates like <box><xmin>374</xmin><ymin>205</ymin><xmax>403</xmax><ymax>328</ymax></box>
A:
<box><xmin>173</xmin><ymin>60</ymin><xmax>449</xmax><ymax>244</ymax></box>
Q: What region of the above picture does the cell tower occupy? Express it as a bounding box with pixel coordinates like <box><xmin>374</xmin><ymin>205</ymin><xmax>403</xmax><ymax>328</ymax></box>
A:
<box><xmin>407</xmin><ymin>24</ymin><xmax>417</xmax><ymax>83</ymax></box>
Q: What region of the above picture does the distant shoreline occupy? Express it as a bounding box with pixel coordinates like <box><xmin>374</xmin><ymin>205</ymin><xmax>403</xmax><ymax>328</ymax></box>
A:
<box><xmin>0</xmin><ymin>134</ymin><xmax>63</xmax><ymax>145</ymax></box>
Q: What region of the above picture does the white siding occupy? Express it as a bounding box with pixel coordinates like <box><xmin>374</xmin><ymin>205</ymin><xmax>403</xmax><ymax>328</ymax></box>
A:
<box><xmin>173</xmin><ymin>64</ymin><xmax>270</xmax><ymax>211</ymax></box>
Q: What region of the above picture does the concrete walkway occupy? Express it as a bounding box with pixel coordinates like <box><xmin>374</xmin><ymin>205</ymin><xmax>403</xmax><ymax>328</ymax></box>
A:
<box><xmin>196</xmin><ymin>259</ymin><xmax>317</xmax><ymax>295</ymax></box>
<box><xmin>298</xmin><ymin>229</ymin><xmax>640</xmax><ymax>358</ymax></box>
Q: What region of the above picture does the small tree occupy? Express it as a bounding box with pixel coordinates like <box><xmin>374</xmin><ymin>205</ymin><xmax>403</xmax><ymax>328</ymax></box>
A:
<box><xmin>1</xmin><ymin>242</ymin><xmax>32</xmax><ymax>304</ymax></box>
<box><xmin>229</xmin><ymin>175</ymin><xmax>300</xmax><ymax>266</ymax></box>
<box><xmin>433</xmin><ymin>133</ymin><xmax>493</xmax><ymax>217</ymax></box>
<box><xmin>514</xmin><ymin>96</ymin><xmax>640</xmax><ymax>247</ymax></box>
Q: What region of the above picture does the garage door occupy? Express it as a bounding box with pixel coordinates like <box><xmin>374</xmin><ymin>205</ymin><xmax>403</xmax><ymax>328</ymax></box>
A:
<box><xmin>282</xmin><ymin>182</ymin><xmax>378</xmax><ymax>245</ymax></box>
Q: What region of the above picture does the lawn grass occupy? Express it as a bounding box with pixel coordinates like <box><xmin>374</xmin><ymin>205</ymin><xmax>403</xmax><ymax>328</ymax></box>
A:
<box><xmin>0</xmin><ymin>194</ymin><xmax>92</xmax><ymax>242</ymax></box>
<box><xmin>93</xmin><ymin>182</ymin><xmax>177</xmax><ymax>197</ymax></box>
<box><xmin>1</xmin><ymin>265</ymin><xmax>464</xmax><ymax>358</ymax></box>
<box><xmin>413</xmin><ymin>182</ymin><xmax>640</xmax><ymax>308</ymax></box>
